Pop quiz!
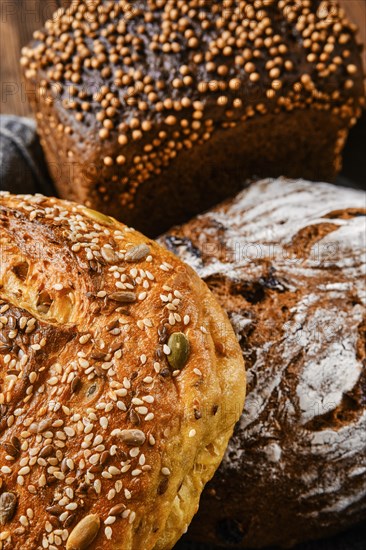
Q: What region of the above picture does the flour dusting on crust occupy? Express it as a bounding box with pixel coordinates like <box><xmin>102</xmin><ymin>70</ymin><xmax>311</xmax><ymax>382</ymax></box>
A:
<box><xmin>159</xmin><ymin>177</ymin><xmax>366</xmax><ymax>548</ymax></box>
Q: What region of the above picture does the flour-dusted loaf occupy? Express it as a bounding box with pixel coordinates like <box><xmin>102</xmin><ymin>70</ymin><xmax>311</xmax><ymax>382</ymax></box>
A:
<box><xmin>0</xmin><ymin>193</ymin><xmax>245</xmax><ymax>550</ymax></box>
<box><xmin>159</xmin><ymin>177</ymin><xmax>366</xmax><ymax>548</ymax></box>
<box><xmin>21</xmin><ymin>0</ymin><xmax>364</xmax><ymax>235</ymax></box>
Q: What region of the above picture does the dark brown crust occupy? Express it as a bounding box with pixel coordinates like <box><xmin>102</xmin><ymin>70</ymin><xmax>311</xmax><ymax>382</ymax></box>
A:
<box><xmin>21</xmin><ymin>0</ymin><xmax>365</xmax><ymax>236</ymax></box>
<box><xmin>159</xmin><ymin>177</ymin><xmax>366</xmax><ymax>548</ymax></box>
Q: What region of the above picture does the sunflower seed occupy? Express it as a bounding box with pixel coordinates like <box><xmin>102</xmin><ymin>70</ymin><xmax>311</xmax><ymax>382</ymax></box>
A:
<box><xmin>100</xmin><ymin>451</ymin><xmax>110</xmax><ymax>465</ymax></box>
<box><xmin>3</xmin><ymin>443</ymin><xmax>19</xmax><ymax>457</ymax></box>
<box><xmin>108</xmin><ymin>503</ymin><xmax>126</xmax><ymax>516</ymax></box>
<box><xmin>71</xmin><ymin>376</ymin><xmax>81</xmax><ymax>394</ymax></box>
<box><xmin>129</xmin><ymin>409</ymin><xmax>140</xmax><ymax>425</ymax></box>
<box><xmin>39</xmin><ymin>444</ymin><xmax>55</xmax><ymax>458</ymax></box>
<box><xmin>124</xmin><ymin>244</ymin><xmax>150</xmax><ymax>262</ymax></box>
<box><xmin>101</xmin><ymin>246</ymin><xmax>118</xmax><ymax>264</ymax></box>
<box><xmin>0</xmin><ymin>492</ymin><xmax>17</xmax><ymax>525</ymax></box>
<box><xmin>109</xmin><ymin>291</ymin><xmax>136</xmax><ymax>303</ymax></box>
<box><xmin>157</xmin><ymin>477</ymin><xmax>169</xmax><ymax>495</ymax></box>
<box><xmin>120</xmin><ymin>429</ymin><xmax>146</xmax><ymax>446</ymax></box>
<box><xmin>12</xmin><ymin>436</ymin><xmax>20</xmax><ymax>450</ymax></box>
<box><xmin>64</xmin><ymin>512</ymin><xmax>77</xmax><ymax>528</ymax></box>
<box><xmin>46</xmin><ymin>505</ymin><xmax>63</xmax><ymax>516</ymax></box>
<box><xmin>66</xmin><ymin>513</ymin><xmax>100</xmax><ymax>550</ymax></box>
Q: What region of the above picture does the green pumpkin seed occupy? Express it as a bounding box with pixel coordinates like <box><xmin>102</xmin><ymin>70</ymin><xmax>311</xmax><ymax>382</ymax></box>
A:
<box><xmin>83</xmin><ymin>207</ymin><xmax>114</xmax><ymax>225</ymax></box>
<box><xmin>167</xmin><ymin>332</ymin><xmax>190</xmax><ymax>371</ymax></box>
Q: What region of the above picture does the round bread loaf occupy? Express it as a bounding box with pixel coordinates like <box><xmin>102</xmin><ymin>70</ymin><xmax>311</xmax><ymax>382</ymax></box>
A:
<box><xmin>21</xmin><ymin>0</ymin><xmax>364</xmax><ymax>235</ymax></box>
<box><xmin>0</xmin><ymin>192</ymin><xmax>245</xmax><ymax>550</ymax></box>
<box><xmin>159</xmin><ymin>177</ymin><xmax>366</xmax><ymax>548</ymax></box>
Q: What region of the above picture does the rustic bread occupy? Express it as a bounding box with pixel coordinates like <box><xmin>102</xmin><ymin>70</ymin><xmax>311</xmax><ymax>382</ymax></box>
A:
<box><xmin>0</xmin><ymin>192</ymin><xmax>245</xmax><ymax>550</ymax></box>
<box><xmin>21</xmin><ymin>0</ymin><xmax>364</xmax><ymax>236</ymax></box>
<box><xmin>159</xmin><ymin>177</ymin><xmax>366</xmax><ymax>548</ymax></box>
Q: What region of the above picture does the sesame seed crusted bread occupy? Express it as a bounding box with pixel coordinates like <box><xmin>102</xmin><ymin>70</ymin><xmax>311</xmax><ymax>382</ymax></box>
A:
<box><xmin>159</xmin><ymin>177</ymin><xmax>366</xmax><ymax>548</ymax></box>
<box><xmin>21</xmin><ymin>0</ymin><xmax>365</xmax><ymax>236</ymax></box>
<box><xmin>0</xmin><ymin>192</ymin><xmax>245</xmax><ymax>550</ymax></box>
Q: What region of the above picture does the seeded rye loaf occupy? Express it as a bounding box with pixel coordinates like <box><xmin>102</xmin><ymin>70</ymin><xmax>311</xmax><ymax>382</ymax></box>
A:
<box><xmin>0</xmin><ymin>193</ymin><xmax>245</xmax><ymax>549</ymax></box>
<box><xmin>158</xmin><ymin>177</ymin><xmax>366</xmax><ymax>548</ymax></box>
<box><xmin>21</xmin><ymin>0</ymin><xmax>365</xmax><ymax>236</ymax></box>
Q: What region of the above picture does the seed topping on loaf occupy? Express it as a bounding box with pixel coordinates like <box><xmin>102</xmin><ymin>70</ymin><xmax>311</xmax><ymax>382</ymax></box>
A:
<box><xmin>21</xmin><ymin>0</ymin><xmax>364</xmax><ymax>210</ymax></box>
<box><xmin>0</xmin><ymin>191</ymin><xmax>229</xmax><ymax>549</ymax></box>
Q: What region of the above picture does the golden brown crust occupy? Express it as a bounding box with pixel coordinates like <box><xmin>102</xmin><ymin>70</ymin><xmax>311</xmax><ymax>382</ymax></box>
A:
<box><xmin>0</xmin><ymin>192</ymin><xmax>245</xmax><ymax>550</ymax></box>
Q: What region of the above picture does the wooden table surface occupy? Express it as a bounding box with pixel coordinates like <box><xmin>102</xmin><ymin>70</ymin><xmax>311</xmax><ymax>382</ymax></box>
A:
<box><xmin>0</xmin><ymin>0</ymin><xmax>365</xmax><ymax>117</ymax></box>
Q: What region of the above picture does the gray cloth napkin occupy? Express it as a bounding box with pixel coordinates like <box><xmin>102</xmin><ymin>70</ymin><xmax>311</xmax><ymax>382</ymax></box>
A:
<box><xmin>0</xmin><ymin>115</ymin><xmax>54</xmax><ymax>196</ymax></box>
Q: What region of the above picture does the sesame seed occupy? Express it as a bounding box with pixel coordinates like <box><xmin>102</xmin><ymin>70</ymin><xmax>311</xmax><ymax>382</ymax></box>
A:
<box><xmin>136</xmin><ymin>406</ymin><xmax>148</xmax><ymax>415</ymax></box>
<box><xmin>100</xmin><ymin>417</ymin><xmax>108</xmax><ymax>429</ymax></box>
<box><xmin>143</xmin><ymin>395</ymin><xmax>154</xmax><ymax>403</ymax></box>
